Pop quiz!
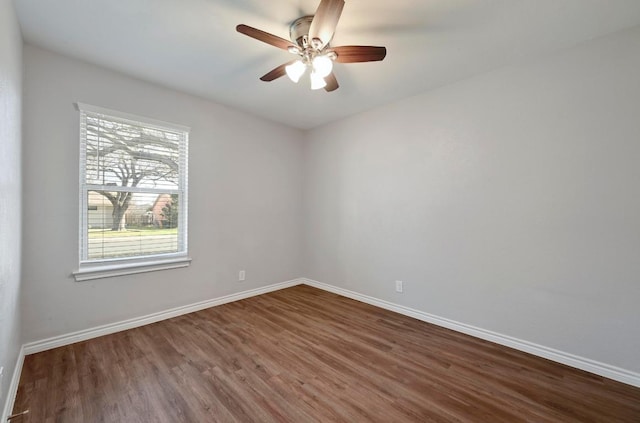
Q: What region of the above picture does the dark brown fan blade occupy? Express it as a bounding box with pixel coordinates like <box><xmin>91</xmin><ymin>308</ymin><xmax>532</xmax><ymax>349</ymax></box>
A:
<box><xmin>260</xmin><ymin>61</ymin><xmax>296</xmax><ymax>82</ymax></box>
<box><xmin>324</xmin><ymin>72</ymin><xmax>339</xmax><ymax>92</ymax></box>
<box><xmin>308</xmin><ymin>0</ymin><xmax>345</xmax><ymax>48</ymax></box>
<box><xmin>332</xmin><ymin>46</ymin><xmax>387</xmax><ymax>63</ymax></box>
<box><xmin>236</xmin><ymin>24</ymin><xmax>295</xmax><ymax>51</ymax></box>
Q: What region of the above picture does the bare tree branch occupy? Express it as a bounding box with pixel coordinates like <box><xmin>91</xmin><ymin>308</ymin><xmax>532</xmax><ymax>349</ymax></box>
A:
<box><xmin>85</xmin><ymin>118</ymin><xmax>182</xmax><ymax>230</ymax></box>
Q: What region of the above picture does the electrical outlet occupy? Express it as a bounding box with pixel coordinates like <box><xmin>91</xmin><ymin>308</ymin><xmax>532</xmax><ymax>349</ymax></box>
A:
<box><xmin>239</xmin><ymin>270</ymin><xmax>246</xmax><ymax>281</ymax></box>
<box><xmin>395</xmin><ymin>280</ymin><xmax>403</xmax><ymax>293</ymax></box>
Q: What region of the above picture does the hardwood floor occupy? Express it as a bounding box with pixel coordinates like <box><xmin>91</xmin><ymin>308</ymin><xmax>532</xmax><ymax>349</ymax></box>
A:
<box><xmin>12</xmin><ymin>285</ymin><xmax>640</xmax><ymax>422</ymax></box>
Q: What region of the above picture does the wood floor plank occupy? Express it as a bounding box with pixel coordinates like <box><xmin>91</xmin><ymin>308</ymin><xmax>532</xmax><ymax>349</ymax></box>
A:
<box><xmin>12</xmin><ymin>285</ymin><xmax>640</xmax><ymax>422</ymax></box>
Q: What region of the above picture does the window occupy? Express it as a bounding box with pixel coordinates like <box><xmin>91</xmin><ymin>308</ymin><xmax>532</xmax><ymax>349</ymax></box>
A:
<box><xmin>73</xmin><ymin>103</ymin><xmax>190</xmax><ymax>281</ymax></box>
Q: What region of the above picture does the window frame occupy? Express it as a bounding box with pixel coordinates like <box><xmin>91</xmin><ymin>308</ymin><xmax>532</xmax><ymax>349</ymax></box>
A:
<box><xmin>73</xmin><ymin>103</ymin><xmax>191</xmax><ymax>282</ymax></box>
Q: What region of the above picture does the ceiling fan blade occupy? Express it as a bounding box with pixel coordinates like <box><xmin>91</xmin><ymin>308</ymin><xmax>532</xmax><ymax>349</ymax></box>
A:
<box><xmin>332</xmin><ymin>46</ymin><xmax>387</xmax><ymax>63</ymax></box>
<box><xmin>236</xmin><ymin>24</ymin><xmax>294</xmax><ymax>51</ymax></box>
<box><xmin>260</xmin><ymin>61</ymin><xmax>296</xmax><ymax>82</ymax></box>
<box><xmin>324</xmin><ymin>73</ymin><xmax>339</xmax><ymax>92</ymax></box>
<box><xmin>308</xmin><ymin>0</ymin><xmax>345</xmax><ymax>48</ymax></box>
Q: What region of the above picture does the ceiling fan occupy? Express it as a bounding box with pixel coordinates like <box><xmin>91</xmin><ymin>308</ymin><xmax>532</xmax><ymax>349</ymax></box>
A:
<box><xmin>236</xmin><ymin>0</ymin><xmax>387</xmax><ymax>92</ymax></box>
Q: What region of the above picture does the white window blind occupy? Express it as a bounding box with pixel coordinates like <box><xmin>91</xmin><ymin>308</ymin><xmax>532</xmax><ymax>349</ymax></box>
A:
<box><xmin>75</xmin><ymin>103</ymin><xmax>189</xmax><ymax>280</ymax></box>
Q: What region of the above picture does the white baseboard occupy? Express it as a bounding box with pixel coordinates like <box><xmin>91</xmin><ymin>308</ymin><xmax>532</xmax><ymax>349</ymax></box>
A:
<box><xmin>301</xmin><ymin>278</ymin><xmax>640</xmax><ymax>388</ymax></box>
<box><xmin>1</xmin><ymin>345</ymin><xmax>25</xmax><ymax>423</ymax></box>
<box><xmin>15</xmin><ymin>276</ymin><xmax>640</xmax><ymax>392</ymax></box>
<box><xmin>23</xmin><ymin>278</ymin><xmax>303</xmax><ymax>355</ymax></box>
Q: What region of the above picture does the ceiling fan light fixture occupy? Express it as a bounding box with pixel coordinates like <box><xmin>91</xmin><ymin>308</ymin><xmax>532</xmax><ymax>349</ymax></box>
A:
<box><xmin>285</xmin><ymin>60</ymin><xmax>306</xmax><ymax>83</ymax></box>
<box><xmin>236</xmin><ymin>0</ymin><xmax>386</xmax><ymax>93</ymax></box>
<box><xmin>312</xmin><ymin>55</ymin><xmax>333</xmax><ymax>78</ymax></box>
<box><xmin>310</xmin><ymin>71</ymin><xmax>327</xmax><ymax>90</ymax></box>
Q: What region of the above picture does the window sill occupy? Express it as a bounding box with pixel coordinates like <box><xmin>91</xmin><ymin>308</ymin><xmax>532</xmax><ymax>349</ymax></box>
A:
<box><xmin>73</xmin><ymin>256</ymin><xmax>192</xmax><ymax>282</ymax></box>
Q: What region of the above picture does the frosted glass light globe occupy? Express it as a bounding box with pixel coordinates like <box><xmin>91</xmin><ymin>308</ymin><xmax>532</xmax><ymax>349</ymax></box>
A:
<box><xmin>285</xmin><ymin>60</ymin><xmax>306</xmax><ymax>83</ymax></box>
<box><xmin>310</xmin><ymin>71</ymin><xmax>327</xmax><ymax>90</ymax></box>
<box><xmin>312</xmin><ymin>55</ymin><xmax>333</xmax><ymax>78</ymax></box>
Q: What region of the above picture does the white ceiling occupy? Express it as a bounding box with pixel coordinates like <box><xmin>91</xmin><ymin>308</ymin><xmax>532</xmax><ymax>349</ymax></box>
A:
<box><xmin>14</xmin><ymin>0</ymin><xmax>640</xmax><ymax>129</ymax></box>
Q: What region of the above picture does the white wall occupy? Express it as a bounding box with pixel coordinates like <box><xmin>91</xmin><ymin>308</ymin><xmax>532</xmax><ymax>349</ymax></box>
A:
<box><xmin>303</xmin><ymin>26</ymin><xmax>640</xmax><ymax>373</ymax></box>
<box><xmin>21</xmin><ymin>45</ymin><xmax>304</xmax><ymax>343</ymax></box>
<box><xmin>0</xmin><ymin>0</ymin><xmax>22</xmax><ymax>415</ymax></box>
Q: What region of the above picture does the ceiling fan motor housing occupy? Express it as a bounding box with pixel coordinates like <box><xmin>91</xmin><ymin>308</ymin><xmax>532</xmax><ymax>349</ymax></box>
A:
<box><xmin>290</xmin><ymin>16</ymin><xmax>316</xmax><ymax>48</ymax></box>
